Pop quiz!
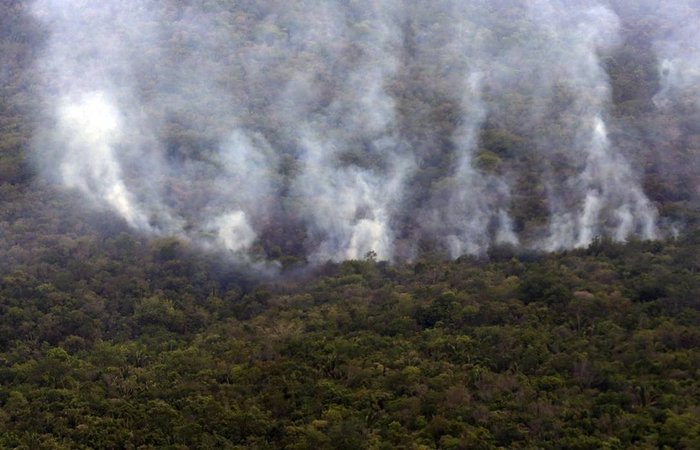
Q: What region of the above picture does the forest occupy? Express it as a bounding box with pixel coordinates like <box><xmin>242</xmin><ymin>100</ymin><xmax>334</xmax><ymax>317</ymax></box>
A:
<box><xmin>0</xmin><ymin>0</ymin><xmax>699</xmax><ymax>448</ymax></box>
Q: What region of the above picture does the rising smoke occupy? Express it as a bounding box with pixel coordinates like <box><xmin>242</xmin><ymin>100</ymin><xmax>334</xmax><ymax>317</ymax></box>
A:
<box><xmin>30</xmin><ymin>0</ymin><xmax>676</xmax><ymax>264</ymax></box>
<box><xmin>648</xmin><ymin>0</ymin><xmax>700</xmax><ymax>109</ymax></box>
<box><xmin>647</xmin><ymin>0</ymin><xmax>700</xmax><ymax>203</ymax></box>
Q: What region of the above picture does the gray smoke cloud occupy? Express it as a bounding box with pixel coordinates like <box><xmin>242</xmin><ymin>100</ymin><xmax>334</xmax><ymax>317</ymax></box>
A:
<box><xmin>408</xmin><ymin>0</ymin><xmax>657</xmax><ymax>254</ymax></box>
<box><xmin>30</xmin><ymin>0</ymin><xmax>665</xmax><ymax>264</ymax></box>
<box><xmin>645</xmin><ymin>0</ymin><xmax>700</xmax><ymax>206</ymax></box>
<box><xmin>31</xmin><ymin>0</ymin><xmax>275</xmax><ymax>262</ymax></box>
<box><xmin>278</xmin><ymin>0</ymin><xmax>411</xmax><ymax>262</ymax></box>
<box><xmin>649</xmin><ymin>0</ymin><xmax>700</xmax><ymax>109</ymax></box>
<box><xmin>518</xmin><ymin>0</ymin><xmax>658</xmax><ymax>250</ymax></box>
<box><xmin>411</xmin><ymin>1</ymin><xmax>518</xmax><ymax>258</ymax></box>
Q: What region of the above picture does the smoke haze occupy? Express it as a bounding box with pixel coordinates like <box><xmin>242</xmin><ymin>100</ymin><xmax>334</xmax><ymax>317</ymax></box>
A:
<box><xmin>29</xmin><ymin>0</ymin><xmax>697</xmax><ymax>264</ymax></box>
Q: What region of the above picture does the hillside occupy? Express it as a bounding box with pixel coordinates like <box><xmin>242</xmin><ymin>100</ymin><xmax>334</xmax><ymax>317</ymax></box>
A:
<box><xmin>0</xmin><ymin>1</ymin><xmax>699</xmax><ymax>448</ymax></box>
<box><xmin>4</xmin><ymin>0</ymin><xmax>700</xmax><ymax>263</ymax></box>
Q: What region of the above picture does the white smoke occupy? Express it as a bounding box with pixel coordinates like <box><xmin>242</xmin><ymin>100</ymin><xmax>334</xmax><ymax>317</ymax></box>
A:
<box><xmin>32</xmin><ymin>0</ymin><xmax>270</xmax><ymax>259</ymax></box>
<box><xmin>54</xmin><ymin>91</ymin><xmax>149</xmax><ymax>230</ymax></box>
<box><xmin>29</xmin><ymin>0</ymin><xmax>664</xmax><ymax>264</ymax></box>
<box><xmin>650</xmin><ymin>1</ymin><xmax>700</xmax><ymax>109</ymax></box>
<box><xmin>519</xmin><ymin>1</ymin><xmax>657</xmax><ymax>250</ymax></box>
<box><xmin>412</xmin><ymin>1</ymin><xmax>518</xmax><ymax>257</ymax></box>
<box><xmin>645</xmin><ymin>0</ymin><xmax>700</xmax><ymax>206</ymax></box>
<box><xmin>432</xmin><ymin>71</ymin><xmax>517</xmax><ymax>258</ymax></box>
<box><xmin>281</xmin><ymin>0</ymin><xmax>412</xmax><ymax>262</ymax></box>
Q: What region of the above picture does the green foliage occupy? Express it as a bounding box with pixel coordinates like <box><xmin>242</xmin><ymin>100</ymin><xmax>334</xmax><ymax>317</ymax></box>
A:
<box><xmin>0</xmin><ymin>230</ymin><xmax>697</xmax><ymax>448</ymax></box>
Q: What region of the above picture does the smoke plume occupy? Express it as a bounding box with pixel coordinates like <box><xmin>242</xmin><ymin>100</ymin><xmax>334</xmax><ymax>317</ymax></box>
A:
<box><xmin>646</xmin><ymin>0</ymin><xmax>700</xmax><ymax>206</ymax></box>
<box><xmin>30</xmin><ymin>0</ymin><xmax>671</xmax><ymax>264</ymax></box>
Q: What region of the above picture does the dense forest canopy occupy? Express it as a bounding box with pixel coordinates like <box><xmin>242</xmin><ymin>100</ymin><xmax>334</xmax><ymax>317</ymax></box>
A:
<box><xmin>0</xmin><ymin>0</ymin><xmax>699</xmax><ymax>448</ymax></box>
